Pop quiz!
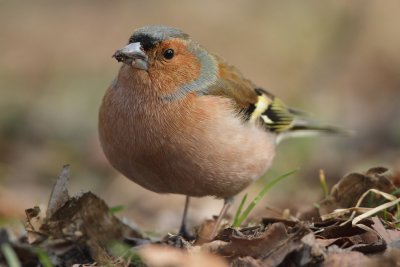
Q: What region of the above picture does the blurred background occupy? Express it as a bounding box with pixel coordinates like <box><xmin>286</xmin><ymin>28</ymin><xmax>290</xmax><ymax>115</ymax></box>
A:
<box><xmin>1</xmin><ymin>0</ymin><xmax>399</xmax><ymax>233</ymax></box>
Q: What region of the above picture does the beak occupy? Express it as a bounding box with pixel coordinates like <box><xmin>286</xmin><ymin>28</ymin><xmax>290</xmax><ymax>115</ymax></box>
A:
<box><xmin>112</xmin><ymin>42</ymin><xmax>149</xmax><ymax>70</ymax></box>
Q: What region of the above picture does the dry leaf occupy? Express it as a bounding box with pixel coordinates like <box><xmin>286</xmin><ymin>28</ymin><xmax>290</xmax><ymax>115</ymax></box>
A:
<box><xmin>323</xmin><ymin>251</ymin><xmax>368</xmax><ymax>267</ymax></box>
<box><xmin>140</xmin><ymin>245</ymin><xmax>228</xmax><ymax>267</ymax></box>
<box><xmin>47</xmin><ymin>164</ymin><xmax>70</xmax><ymax>218</ymax></box>
<box><xmin>319</xmin><ymin>167</ymin><xmax>395</xmax><ymax>215</ymax></box>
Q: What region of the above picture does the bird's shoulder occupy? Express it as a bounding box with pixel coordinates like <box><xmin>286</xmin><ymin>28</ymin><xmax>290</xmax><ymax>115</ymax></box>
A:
<box><xmin>201</xmin><ymin>55</ymin><xmax>296</xmax><ymax>130</ymax></box>
<box><xmin>204</xmin><ymin>55</ymin><xmax>258</xmax><ymax>109</ymax></box>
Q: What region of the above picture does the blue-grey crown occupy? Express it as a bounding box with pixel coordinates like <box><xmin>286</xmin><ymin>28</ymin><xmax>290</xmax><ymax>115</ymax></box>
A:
<box><xmin>129</xmin><ymin>25</ymin><xmax>189</xmax><ymax>50</ymax></box>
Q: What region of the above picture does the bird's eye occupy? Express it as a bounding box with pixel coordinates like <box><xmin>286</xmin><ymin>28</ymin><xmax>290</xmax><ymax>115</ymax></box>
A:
<box><xmin>163</xmin><ymin>49</ymin><xmax>174</xmax><ymax>60</ymax></box>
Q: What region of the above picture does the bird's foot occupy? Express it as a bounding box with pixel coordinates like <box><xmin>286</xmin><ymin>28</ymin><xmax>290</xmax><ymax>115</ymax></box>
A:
<box><xmin>178</xmin><ymin>224</ymin><xmax>195</xmax><ymax>241</ymax></box>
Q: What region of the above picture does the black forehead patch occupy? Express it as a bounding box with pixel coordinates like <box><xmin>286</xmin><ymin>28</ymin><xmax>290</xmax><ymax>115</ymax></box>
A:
<box><xmin>129</xmin><ymin>34</ymin><xmax>158</xmax><ymax>51</ymax></box>
<box><xmin>128</xmin><ymin>25</ymin><xmax>189</xmax><ymax>51</ymax></box>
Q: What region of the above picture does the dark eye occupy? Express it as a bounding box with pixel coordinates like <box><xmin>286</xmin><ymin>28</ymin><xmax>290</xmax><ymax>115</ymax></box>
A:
<box><xmin>163</xmin><ymin>49</ymin><xmax>174</xmax><ymax>60</ymax></box>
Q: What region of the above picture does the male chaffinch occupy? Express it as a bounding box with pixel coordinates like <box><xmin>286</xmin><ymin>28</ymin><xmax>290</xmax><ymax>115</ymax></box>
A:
<box><xmin>99</xmin><ymin>25</ymin><xmax>341</xmax><ymax>237</ymax></box>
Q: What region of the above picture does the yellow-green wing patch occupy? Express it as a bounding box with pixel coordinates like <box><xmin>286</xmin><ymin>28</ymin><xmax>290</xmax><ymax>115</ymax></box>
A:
<box><xmin>250</xmin><ymin>89</ymin><xmax>294</xmax><ymax>132</ymax></box>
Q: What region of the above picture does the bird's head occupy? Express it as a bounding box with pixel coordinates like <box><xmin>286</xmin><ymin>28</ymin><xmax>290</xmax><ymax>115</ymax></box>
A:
<box><xmin>113</xmin><ymin>25</ymin><xmax>218</xmax><ymax>99</ymax></box>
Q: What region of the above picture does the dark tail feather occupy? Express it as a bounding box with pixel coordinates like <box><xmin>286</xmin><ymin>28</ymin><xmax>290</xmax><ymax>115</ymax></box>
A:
<box><xmin>276</xmin><ymin>123</ymin><xmax>353</xmax><ymax>143</ymax></box>
<box><xmin>290</xmin><ymin>124</ymin><xmax>351</xmax><ymax>134</ymax></box>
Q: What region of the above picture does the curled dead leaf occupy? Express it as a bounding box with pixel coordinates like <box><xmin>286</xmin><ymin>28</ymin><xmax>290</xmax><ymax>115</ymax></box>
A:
<box><xmin>319</xmin><ymin>167</ymin><xmax>395</xmax><ymax>216</ymax></box>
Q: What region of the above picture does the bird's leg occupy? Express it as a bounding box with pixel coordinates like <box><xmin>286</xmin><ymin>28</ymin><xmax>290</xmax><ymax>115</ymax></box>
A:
<box><xmin>178</xmin><ymin>196</ymin><xmax>191</xmax><ymax>238</ymax></box>
<box><xmin>210</xmin><ymin>197</ymin><xmax>234</xmax><ymax>239</ymax></box>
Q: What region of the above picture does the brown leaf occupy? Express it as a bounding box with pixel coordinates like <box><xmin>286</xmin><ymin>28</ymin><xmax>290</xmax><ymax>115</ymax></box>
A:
<box><xmin>204</xmin><ymin>223</ymin><xmax>322</xmax><ymax>267</ymax></box>
<box><xmin>319</xmin><ymin>167</ymin><xmax>395</xmax><ymax>215</ymax></box>
<box><xmin>24</xmin><ymin>191</ymin><xmax>144</xmax><ymax>266</ymax></box>
<box><xmin>371</xmin><ymin>216</ymin><xmax>392</xmax><ymax>243</ymax></box>
<box><xmin>316</xmin><ymin>237</ymin><xmax>341</xmax><ymax>248</ymax></box>
<box><xmin>25</xmin><ymin>206</ymin><xmax>46</xmax><ymax>244</ymax></box>
<box><xmin>323</xmin><ymin>251</ymin><xmax>369</xmax><ymax>267</ymax></box>
<box><xmin>364</xmin><ymin>248</ymin><xmax>400</xmax><ymax>267</ymax></box>
<box><xmin>46</xmin><ymin>164</ymin><xmax>70</xmax><ymax>218</ymax></box>
<box><xmin>314</xmin><ymin>218</ymin><xmax>386</xmax><ymax>252</ymax></box>
<box><xmin>347</xmin><ymin>232</ymin><xmax>386</xmax><ymax>254</ymax></box>
<box><xmin>261</xmin><ymin>217</ymin><xmax>298</xmax><ymax>228</ymax></box>
<box><xmin>231</xmin><ymin>257</ymin><xmax>262</xmax><ymax>267</ymax></box>
<box><xmin>44</xmin><ymin>192</ymin><xmax>143</xmax><ymax>242</ymax></box>
<box><xmin>215</xmin><ymin>223</ymin><xmax>290</xmax><ymax>258</ymax></box>
<box><xmin>370</xmin><ymin>216</ymin><xmax>400</xmax><ymax>247</ymax></box>
<box><xmin>195</xmin><ymin>219</ymin><xmax>217</xmax><ymax>245</ymax></box>
<box><xmin>140</xmin><ymin>245</ymin><xmax>229</xmax><ymax>267</ymax></box>
<box><xmin>316</xmin><ymin>219</ymin><xmax>370</xmax><ymax>239</ymax></box>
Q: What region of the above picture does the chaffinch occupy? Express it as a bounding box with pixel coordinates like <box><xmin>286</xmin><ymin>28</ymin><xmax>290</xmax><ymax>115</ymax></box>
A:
<box><xmin>99</xmin><ymin>25</ymin><xmax>342</xmax><ymax>237</ymax></box>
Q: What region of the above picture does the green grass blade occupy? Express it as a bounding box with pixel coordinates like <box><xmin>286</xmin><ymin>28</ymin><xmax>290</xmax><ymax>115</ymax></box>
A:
<box><xmin>232</xmin><ymin>193</ymin><xmax>248</xmax><ymax>227</ymax></box>
<box><xmin>319</xmin><ymin>169</ymin><xmax>329</xmax><ymax>198</ymax></box>
<box><xmin>109</xmin><ymin>205</ymin><xmax>125</xmax><ymax>214</ymax></box>
<box><xmin>1</xmin><ymin>243</ymin><xmax>21</xmax><ymax>267</ymax></box>
<box><xmin>234</xmin><ymin>169</ymin><xmax>297</xmax><ymax>227</ymax></box>
<box><xmin>108</xmin><ymin>241</ymin><xmax>144</xmax><ymax>266</ymax></box>
<box><xmin>391</xmin><ymin>187</ymin><xmax>400</xmax><ymax>196</ymax></box>
<box><xmin>36</xmin><ymin>248</ymin><xmax>53</xmax><ymax>267</ymax></box>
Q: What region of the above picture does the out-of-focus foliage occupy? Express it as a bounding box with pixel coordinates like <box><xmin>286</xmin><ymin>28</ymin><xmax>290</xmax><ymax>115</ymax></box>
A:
<box><xmin>0</xmin><ymin>0</ymin><xmax>399</xmax><ymax>232</ymax></box>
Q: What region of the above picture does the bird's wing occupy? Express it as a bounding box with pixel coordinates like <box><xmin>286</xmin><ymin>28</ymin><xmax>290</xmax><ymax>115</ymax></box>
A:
<box><xmin>204</xmin><ymin>56</ymin><xmax>347</xmax><ymax>137</ymax></box>
<box><xmin>205</xmin><ymin>57</ymin><xmax>295</xmax><ymax>131</ymax></box>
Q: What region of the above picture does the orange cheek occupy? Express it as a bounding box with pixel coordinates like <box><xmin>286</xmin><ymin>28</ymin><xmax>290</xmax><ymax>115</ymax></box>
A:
<box><xmin>149</xmin><ymin>52</ymin><xmax>201</xmax><ymax>94</ymax></box>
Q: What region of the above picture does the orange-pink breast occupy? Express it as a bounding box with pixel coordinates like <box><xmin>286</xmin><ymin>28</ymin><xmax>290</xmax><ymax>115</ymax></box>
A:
<box><xmin>99</xmin><ymin>72</ymin><xmax>276</xmax><ymax>198</ymax></box>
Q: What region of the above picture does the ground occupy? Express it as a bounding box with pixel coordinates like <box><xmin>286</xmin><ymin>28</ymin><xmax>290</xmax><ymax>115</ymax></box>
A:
<box><xmin>1</xmin><ymin>165</ymin><xmax>400</xmax><ymax>267</ymax></box>
<box><xmin>1</xmin><ymin>2</ymin><xmax>400</xmax><ymax>267</ymax></box>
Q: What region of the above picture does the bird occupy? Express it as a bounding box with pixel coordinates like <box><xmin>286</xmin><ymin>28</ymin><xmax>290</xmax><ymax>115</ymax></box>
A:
<box><xmin>99</xmin><ymin>25</ymin><xmax>343</xmax><ymax>238</ymax></box>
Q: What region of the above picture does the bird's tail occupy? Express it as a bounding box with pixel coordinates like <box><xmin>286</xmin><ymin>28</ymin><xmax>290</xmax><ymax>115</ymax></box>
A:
<box><xmin>250</xmin><ymin>88</ymin><xmax>351</xmax><ymax>143</ymax></box>
<box><xmin>275</xmin><ymin>120</ymin><xmax>352</xmax><ymax>143</ymax></box>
